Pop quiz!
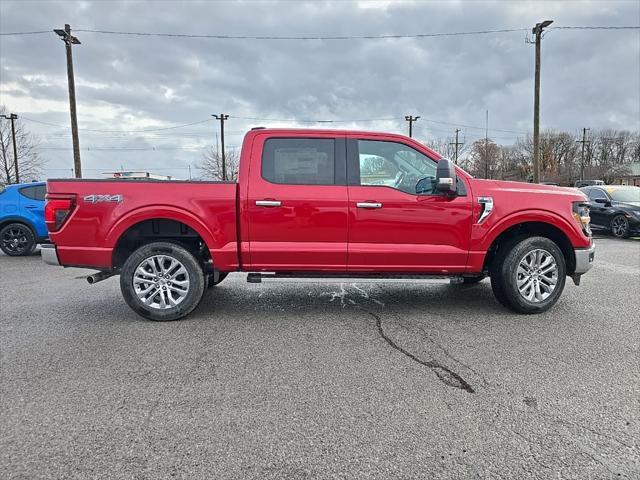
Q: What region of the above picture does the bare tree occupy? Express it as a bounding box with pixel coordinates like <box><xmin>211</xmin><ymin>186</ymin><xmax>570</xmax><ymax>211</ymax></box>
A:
<box><xmin>197</xmin><ymin>144</ymin><xmax>240</xmax><ymax>181</ymax></box>
<box><xmin>585</xmin><ymin>130</ymin><xmax>636</xmax><ymax>183</ymax></box>
<box><xmin>424</xmin><ymin>136</ymin><xmax>470</xmax><ymax>165</ymax></box>
<box><xmin>0</xmin><ymin>106</ymin><xmax>44</xmax><ymax>185</ymax></box>
<box><xmin>467</xmin><ymin>138</ymin><xmax>500</xmax><ymax>179</ymax></box>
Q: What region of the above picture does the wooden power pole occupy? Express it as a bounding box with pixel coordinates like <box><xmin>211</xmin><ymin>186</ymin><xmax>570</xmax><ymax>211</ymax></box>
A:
<box><xmin>576</xmin><ymin>127</ymin><xmax>590</xmax><ymax>182</ymax></box>
<box><xmin>1</xmin><ymin>113</ymin><xmax>19</xmax><ymax>183</ymax></box>
<box><xmin>54</xmin><ymin>24</ymin><xmax>82</xmax><ymax>178</ymax></box>
<box><xmin>531</xmin><ymin>20</ymin><xmax>553</xmax><ymax>184</ymax></box>
<box><xmin>449</xmin><ymin>128</ymin><xmax>463</xmax><ymax>164</ymax></box>
<box><xmin>485</xmin><ymin>110</ymin><xmax>489</xmax><ymax>179</ymax></box>
<box><xmin>212</xmin><ymin>114</ymin><xmax>229</xmax><ymax>180</ymax></box>
<box><xmin>404</xmin><ymin>115</ymin><xmax>420</xmax><ymax>138</ymax></box>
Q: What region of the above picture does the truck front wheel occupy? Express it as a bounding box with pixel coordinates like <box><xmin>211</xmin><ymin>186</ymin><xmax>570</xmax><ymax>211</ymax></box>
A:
<box><xmin>490</xmin><ymin>236</ymin><xmax>566</xmax><ymax>314</ymax></box>
<box><xmin>120</xmin><ymin>242</ymin><xmax>206</xmax><ymax>321</ymax></box>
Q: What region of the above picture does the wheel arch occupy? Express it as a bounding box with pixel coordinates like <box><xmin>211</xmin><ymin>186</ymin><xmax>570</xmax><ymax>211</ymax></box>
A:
<box><xmin>110</xmin><ymin>210</ymin><xmax>216</xmax><ymax>270</ymax></box>
<box><xmin>0</xmin><ymin>217</ymin><xmax>38</xmax><ymax>238</ymax></box>
<box><xmin>482</xmin><ymin>220</ymin><xmax>577</xmax><ymax>275</ymax></box>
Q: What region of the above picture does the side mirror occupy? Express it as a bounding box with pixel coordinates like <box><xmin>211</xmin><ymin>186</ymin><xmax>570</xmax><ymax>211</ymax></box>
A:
<box><xmin>435</xmin><ymin>158</ymin><xmax>457</xmax><ymax>195</ymax></box>
<box><xmin>594</xmin><ymin>198</ymin><xmax>611</xmax><ymax>206</ymax></box>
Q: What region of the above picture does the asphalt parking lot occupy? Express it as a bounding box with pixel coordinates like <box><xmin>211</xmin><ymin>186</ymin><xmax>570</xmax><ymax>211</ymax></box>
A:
<box><xmin>1</xmin><ymin>236</ymin><xmax>639</xmax><ymax>479</ymax></box>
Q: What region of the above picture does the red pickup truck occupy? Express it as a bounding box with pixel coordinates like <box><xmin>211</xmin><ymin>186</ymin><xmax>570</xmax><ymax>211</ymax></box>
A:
<box><xmin>42</xmin><ymin>128</ymin><xmax>594</xmax><ymax>321</ymax></box>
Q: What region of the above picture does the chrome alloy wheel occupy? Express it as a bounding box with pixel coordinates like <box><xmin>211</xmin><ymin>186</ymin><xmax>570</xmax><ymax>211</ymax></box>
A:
<box><xmin>611</xmin><ymin>215</ymin><xmax>628</xmax><ymax>238</ymax></box>
<box><xmin>515</xmin><ymin>249</ymin><xmax>558</xmax><ymax>303</ymax></box>
<box><xmin>133</xmin><ymin>255</ymin><xmax>190</xmax><ymax>309</ymax></box>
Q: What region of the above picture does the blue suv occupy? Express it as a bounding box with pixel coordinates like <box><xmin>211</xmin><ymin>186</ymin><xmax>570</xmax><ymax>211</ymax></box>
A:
<box><xmin>0</xmin><ymin>182</ymin><xmax>48</xmax><ymax>256</ymax></box>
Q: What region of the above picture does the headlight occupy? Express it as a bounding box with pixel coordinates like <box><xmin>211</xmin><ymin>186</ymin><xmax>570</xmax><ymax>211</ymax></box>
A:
<box><xmin>572</xmin><ymin>201</ymin><xmax>591</xmax><ymax>236</ymax></box>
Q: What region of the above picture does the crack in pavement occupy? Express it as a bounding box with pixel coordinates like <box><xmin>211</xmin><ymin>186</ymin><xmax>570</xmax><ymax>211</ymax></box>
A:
<box><xmin>365</xmin><ymin>309</ymin><xmax>475</xmax><ymax>394</ymax></box>
<box><xmin>315</xmin><ymin>283</ymin><xmax>477</xmax><ymax>393</ymax></box>
<box><xmin>402</xmin><ymin>321</ymin><xmax>490</xmax><ymax>387</ymax></box>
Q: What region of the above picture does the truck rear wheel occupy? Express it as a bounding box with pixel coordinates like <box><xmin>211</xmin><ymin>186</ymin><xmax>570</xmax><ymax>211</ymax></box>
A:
<box><xmin>120</xmin><ymin>242</ymin><xmax>206</xmax><ymax>321</ymax></box>
<box><xmin>490</xmin><ymin>236</ymin><xmax>566</xmax><ymax>314</ymax></box>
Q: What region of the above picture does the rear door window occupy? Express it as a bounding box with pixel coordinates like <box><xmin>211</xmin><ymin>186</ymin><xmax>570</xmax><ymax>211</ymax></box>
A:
<box><xmin>19</xmin><ymin>185</ymin><xmax>46</xmax><ymax>201</ymax></box>
<box><xmin>262</xmin><ymin>138</ymin><xmax>336</xmax><ymax>185</ymax></box>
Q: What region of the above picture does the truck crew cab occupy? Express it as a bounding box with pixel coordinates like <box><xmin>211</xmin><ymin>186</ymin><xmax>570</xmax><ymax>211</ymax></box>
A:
<box><xmin>42</xmin><ymin>129</ymin><xmax>595</xmax><ymax>321</ymax></box>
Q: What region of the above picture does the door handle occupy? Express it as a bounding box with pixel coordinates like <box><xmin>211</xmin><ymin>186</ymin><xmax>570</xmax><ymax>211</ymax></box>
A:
<box><xmin>25</xmin><ymin>205</ymin><xmax>38</xmax><ymax>209</ymax></box>
<box><xmin>256</xmin><ymin>200</ymin><xmax>281</xmax><ymax>207</ymax></box>
<box><xmin>356</xmin><ymin>202</ymin><xmax>382</xmax><ymax>209</ymax></box>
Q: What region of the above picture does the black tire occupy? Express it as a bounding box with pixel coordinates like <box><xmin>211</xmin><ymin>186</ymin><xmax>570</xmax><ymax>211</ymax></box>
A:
<box><xmin>490</xmin><ymin>236</ymin><xmax>566</xmax><ymax>314</ymax></box>
<box><xmin>610</xmin><ymin>214</ymin><xmax>630</xmax><ymax>239</ymax></box>
<box><xmin>120</xmin><ymin>242</ymin><xmax>206</xmax><ymax>321</ymax></box>
<box><xmin>207</xmin><ymin>272</ymin><xmax>228</xmax><ymax>288</ymax></box>
<box><xmin>0</xmin><ymin>223</ymin><xmax>35</xmax><ymax>256</ymax></box>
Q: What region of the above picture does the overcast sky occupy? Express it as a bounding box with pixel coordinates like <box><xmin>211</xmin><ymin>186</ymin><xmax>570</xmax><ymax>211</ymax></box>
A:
<box><xmin>1</xmin><ymin>0</ymin><xmax>638</xmax><ymax>179</ymax></box>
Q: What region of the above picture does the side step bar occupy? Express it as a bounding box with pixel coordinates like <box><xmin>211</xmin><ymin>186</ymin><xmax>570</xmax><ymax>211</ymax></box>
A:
<box><xmin>247</xmin><ymin>272</ymin><xmax>464</xmax><ymax>284</ymax></box>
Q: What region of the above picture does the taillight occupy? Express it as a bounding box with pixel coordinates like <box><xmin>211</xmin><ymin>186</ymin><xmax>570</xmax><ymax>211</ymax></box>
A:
<box><xmin>45</xmin><ymin>195</ymin><xmax>76</xmax><ymax>232</ymax></box>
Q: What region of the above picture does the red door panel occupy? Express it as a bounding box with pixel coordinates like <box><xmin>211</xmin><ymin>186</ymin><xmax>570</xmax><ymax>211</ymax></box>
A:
<box><xmin>348</xmin><ymin>186</ymin><xmax>473</xmax><ymax>272</ymax></box>
<box><xmin>345</xmin><ymin>135</ymin><xmax>473</xmax><ymax>273</ymax></box>
<box><xmin>246</xmin><ymin>134</ymin><xmax>348</xmax><ymax>271</ymax></box>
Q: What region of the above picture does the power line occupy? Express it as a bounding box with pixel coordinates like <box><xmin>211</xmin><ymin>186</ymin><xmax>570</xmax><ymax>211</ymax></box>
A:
<box><xmin>2</xmin><ymin>26</ymin><xmax>637</xmax><ymax>38</ymax></box>
<box><xmin>24</xmin><ymin>113</ymin><xmax>527</xmax><ymax>137</ymax></box>
<box><xmin>36</xmin><ymin>146</ymin><xmax>219</xmax><ymax>151</ymax></box>
<box><xmin>419</xmin><ymin>117</ymin><xmax>526</xmax><ymax>134</ymax></box>
<box><xmin>71</xmin><ymin>28</ymin><xmax>530</xmax><ymax>40</ymax></box>
<box><xmin>552</xmin><ymin>26</ymin><xmax>640</xmax><ymax>30</ymax></box>
<box><xmin>234</xmin><ymin>116</ymin><xmax>403</xmax><ymax>123</ymax></box>
<box><xmin>0</xmin><ymin>30</ymin><xmax>51</xmax><ymax>36</ymax></box>
<box><xmin>0</xmin><ymin>28</ymin><xmax>528</xmax><ymax>39</ymax></box>
<box><xmin>21</xmin><ymin>116</ymin><xmax>215</xmax><ymax>132</ymax></box>
<box><xmin>235</xmin><ymin>115</ymin><xmax>527</xmax><ymax>134</ymax></box>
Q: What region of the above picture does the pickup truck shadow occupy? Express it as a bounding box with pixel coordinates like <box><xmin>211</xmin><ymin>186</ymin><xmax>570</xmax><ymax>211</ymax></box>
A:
<box><xmin>199</xmin><ymin>279</ymin><xmax>506</xmax><ymax>318</ymax></box>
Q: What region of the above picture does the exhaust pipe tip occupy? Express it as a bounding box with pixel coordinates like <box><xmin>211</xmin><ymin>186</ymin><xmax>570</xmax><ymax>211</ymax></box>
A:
<box><xmin>86</xmin><ymin>271</ymin><xmax>114</xmax><ymax>285</ymax></box>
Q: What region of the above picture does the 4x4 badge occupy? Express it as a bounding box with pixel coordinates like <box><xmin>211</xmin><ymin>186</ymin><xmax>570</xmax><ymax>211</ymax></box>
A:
<box><xmin>83</xmin><ymin>194</ymin><xmax>123</xmax><ymax>204</ymax></box>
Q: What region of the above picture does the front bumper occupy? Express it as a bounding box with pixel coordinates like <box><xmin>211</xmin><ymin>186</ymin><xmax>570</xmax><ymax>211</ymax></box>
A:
<box><xmin>574</xmin><ymin>242</ymin><xmax>595</xmax><ymax>275</ymax></box>
<box><xmin>41</xmin><ymin>244</ymin><xmax>60</xmax><ymax>266</ymax></box>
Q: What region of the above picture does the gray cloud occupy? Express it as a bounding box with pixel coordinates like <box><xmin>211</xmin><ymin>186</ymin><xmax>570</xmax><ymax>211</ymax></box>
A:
<box><xmin>0</xmin><ymin>0</ymin><xmax>638</xmax><ymax>179</ymax></box>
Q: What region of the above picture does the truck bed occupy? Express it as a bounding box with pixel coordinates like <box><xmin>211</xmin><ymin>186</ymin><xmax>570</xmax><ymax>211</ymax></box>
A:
<box><xmin>46</xmin><ymin>179</ymin><xmax>239</xmax><ymax>270</ymax></box>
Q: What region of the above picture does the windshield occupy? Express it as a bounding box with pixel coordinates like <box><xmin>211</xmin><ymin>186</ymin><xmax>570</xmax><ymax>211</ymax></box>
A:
<box><xmin>607</xmin><ymin>187</ymin><xmax>640</xmax><ymax>203</ymax></box>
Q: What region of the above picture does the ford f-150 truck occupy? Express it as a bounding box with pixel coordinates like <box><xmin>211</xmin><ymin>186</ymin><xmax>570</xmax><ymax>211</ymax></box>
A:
<box><xmin>42</xmin><ymin>128</ymin><xmax>595</xmax><ymax>321</ymax></box>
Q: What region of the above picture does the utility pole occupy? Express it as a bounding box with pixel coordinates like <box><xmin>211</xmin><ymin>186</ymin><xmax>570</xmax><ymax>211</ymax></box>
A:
<box><xmin>531</xmin><ymin>19</ymin><xmax>553</xmax><ymax>184</ymax></box>
<box><xmin>404</xmin><ymin>115</ymin><xmax>420</xmax><ymax>138</ymax></box>
<box><xmin>54</xmin><ymin>24</ymin><xmax>82</xmax><ymax>178</ymax></box>
<box><xmin>449</xmin><ymin>128</ymin><xmax>463</xmax><ymax>164</ymax></box>
<box><xmin>576</xmin><ymin>127</ymin><xmax>590</xmax><ymax>181</ymax></box>
<box><xmin>212</xmin><ymin>114</ymin><xmax>229</xmax><ymax>180</ymax></box>
<box><xmin>485</xmin><ymin>110</ymin><xmax>489</xmax><ymax>179</ymax></box>
<box><xmin>1</xmin><ymin>113</ymin><xmax>19</xmax><ymax>183</ymax></box>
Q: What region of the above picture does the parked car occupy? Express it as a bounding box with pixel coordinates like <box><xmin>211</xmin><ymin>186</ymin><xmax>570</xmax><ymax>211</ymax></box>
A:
<box><xmin>42</xmin><ymin>128</ymin><xmax>594</xmax><ymax>321</ymax></box>
<box><xmin>0</xmin><ymin>182</ymin><xmax>48</xmax><ymax>256</ymax></box>
<box><xmin>574</xmin><ymin>179</ymin><xmax>604</xmax><ymax>188</ymax></box>
<box><xmin>580</xmin><ymin>185</ymin><xmax>640</xmax><ymax>238</ymax></box>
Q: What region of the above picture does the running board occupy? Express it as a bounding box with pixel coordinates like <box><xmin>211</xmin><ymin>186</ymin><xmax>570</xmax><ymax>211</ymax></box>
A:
<box><xmin>247</xmin><ymin>272</ymin><xmax>464</xmax><ymax>284</ymax></box>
